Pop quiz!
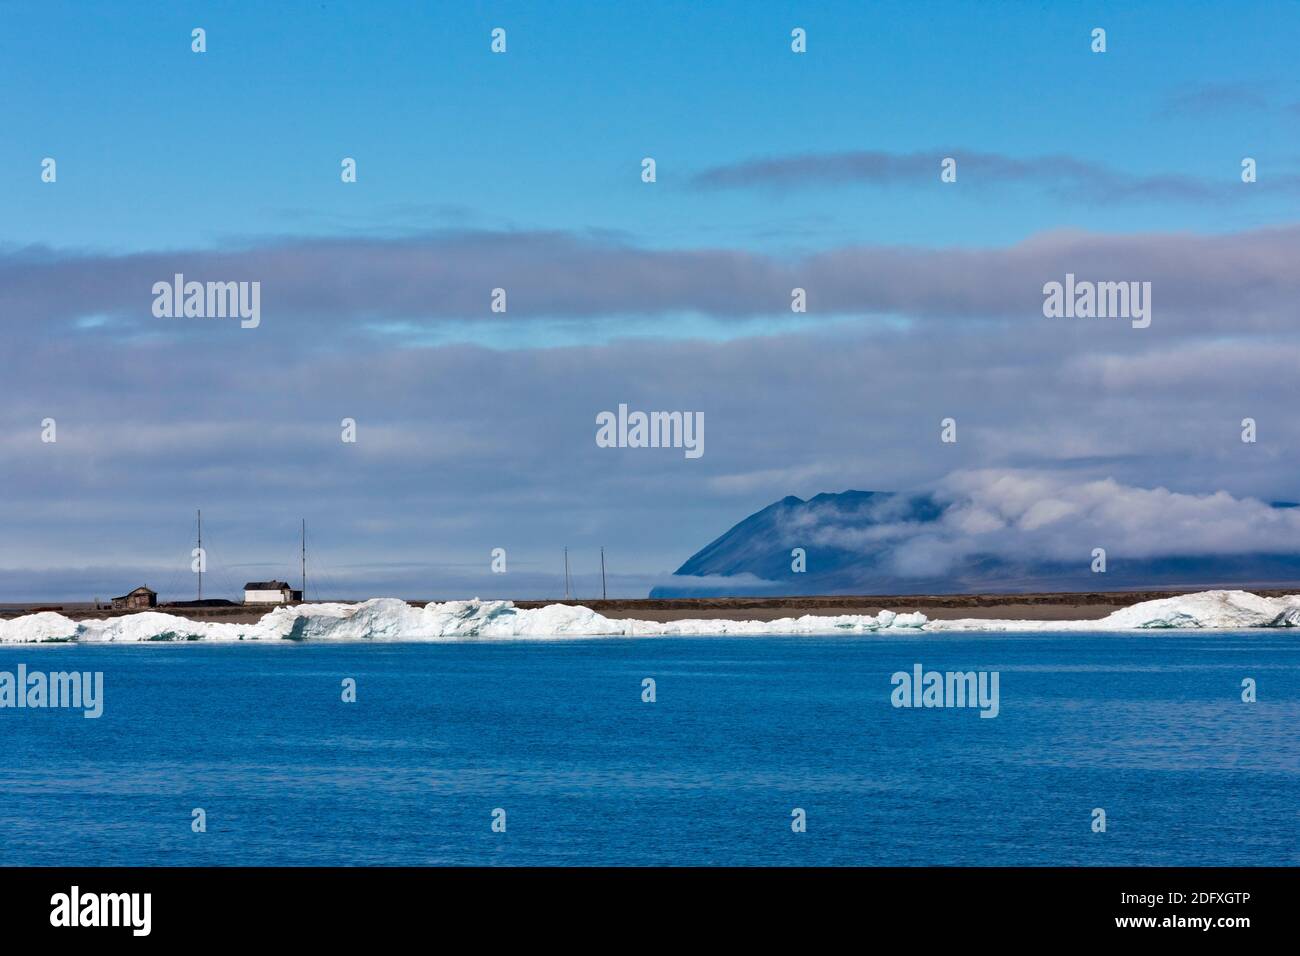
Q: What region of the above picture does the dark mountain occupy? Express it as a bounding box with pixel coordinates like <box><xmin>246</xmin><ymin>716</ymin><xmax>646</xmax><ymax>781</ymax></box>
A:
<box><xmin>650</xmin><ymin>490</ymin><xmax>1300</xmax><ymax>597</ymax></box>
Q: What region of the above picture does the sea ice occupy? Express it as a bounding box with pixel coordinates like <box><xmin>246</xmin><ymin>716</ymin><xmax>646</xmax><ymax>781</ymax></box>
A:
<box><xmin>1</xmin><ymin>589</ymin><xmax>1297</xmax><ymax>644</ymax></box>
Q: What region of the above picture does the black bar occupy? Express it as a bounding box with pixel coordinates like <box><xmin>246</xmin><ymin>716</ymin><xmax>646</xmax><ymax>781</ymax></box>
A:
<box><xmin>0</xmin><ymin>867</ymin><xmax>1283</xmax><ymax>942</ymax></box>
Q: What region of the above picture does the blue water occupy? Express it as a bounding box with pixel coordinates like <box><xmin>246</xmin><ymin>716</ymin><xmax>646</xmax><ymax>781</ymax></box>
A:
<box><xmin>0</xmin><ymin>633</ymin><xmax>1296</xmax><ymax>866</ymax></box>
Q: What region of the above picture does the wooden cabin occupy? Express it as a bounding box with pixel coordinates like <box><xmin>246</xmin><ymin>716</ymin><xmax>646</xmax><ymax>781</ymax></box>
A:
<box><xmin>111</xmin><ymin>586</ymin><xmax>158</xmax><ymax>610</ymax></box>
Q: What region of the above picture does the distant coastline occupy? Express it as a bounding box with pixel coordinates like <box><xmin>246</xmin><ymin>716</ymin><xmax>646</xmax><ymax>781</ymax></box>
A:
<box><xmin>6</xmin><ymin>586</ymin><xmax>1300</xmax><ymax>625</ymax></box>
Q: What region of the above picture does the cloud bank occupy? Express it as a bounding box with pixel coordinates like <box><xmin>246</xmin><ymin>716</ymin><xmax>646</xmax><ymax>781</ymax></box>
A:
<box><xmin>6</xmin><ymin>221</ymin><xmax>1300</xmax><ymax>600</ymax></box>
<box><xmin>5</xmin><ymin>224</ymin><xmax>1300</xmax><ymax>341</ymax></box>
<box><xmin>690</xmin><ymin>149</ymin><xmax>1294</xmax><ymax>203</ymax></box>
<box><xmin>797</xmin><ymin>471</ymin><xmax>1300</xmax><ymax>579</ymax></box>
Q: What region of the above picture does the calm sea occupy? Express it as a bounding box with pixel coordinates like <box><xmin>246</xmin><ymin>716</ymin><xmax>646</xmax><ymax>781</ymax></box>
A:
<box><xmin>1</xmin><ymin>632</ymin><xmax>1296</xmax><ymax>866</ymax></box>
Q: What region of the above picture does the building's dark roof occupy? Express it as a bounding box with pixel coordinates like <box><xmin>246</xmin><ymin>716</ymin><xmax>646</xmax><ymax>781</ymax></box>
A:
<box><xmin>112</xmin><ymin>585</ymin><xmax>156</xmax><ymax>599</ymax></box>
<box><xmin>243</xmin><ymin>581</ymin><xmax>291</xmax><ymax>590</ymax></box>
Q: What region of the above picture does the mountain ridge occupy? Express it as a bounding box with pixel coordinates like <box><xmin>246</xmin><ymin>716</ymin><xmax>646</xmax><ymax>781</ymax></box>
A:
<box><xmin>651</xmin><ymin>489</ymin><xmax>1300</xmax><ymax>597</ymax></box>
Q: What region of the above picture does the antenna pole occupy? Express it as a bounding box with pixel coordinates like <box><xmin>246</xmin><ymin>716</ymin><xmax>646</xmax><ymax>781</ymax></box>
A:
<box><xmin>197</xmin><ymin>509</ymin><xmax>202</xmax><ymax>602</ymax></box>
<box><xmin>564</xmin><ymin>547</ymin><xmax>571</xmax><ymax>600</ymax></box>
<box><xmin>601</xmin><ymin>547</ymin><xmax>607</xmax><ymax>601</ymax></box>
<box><xmin>301</xmin><ymin>519</ymin><xmax>306</xmax><ymax>603</ymax></box>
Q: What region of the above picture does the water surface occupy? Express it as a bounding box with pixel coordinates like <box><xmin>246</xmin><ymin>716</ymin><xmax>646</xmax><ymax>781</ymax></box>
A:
<box><xmin>0</xmin><ymin>632</ymin><xmax>1295</xmax><ymax>865</ymax></box>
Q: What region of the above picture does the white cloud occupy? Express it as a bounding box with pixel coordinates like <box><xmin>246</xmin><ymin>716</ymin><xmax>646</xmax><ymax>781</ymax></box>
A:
<box><xmin>802</xmin><ymin>470</ymin><xmax>1300</xmax><ymax>577</ymax></box>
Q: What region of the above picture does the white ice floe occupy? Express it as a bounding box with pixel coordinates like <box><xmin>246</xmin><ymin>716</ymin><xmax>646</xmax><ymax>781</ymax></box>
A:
<box><xmin>1</xmin><ymin>590</ymin><xmax>1298</xmax><ymax>644</ymax></box>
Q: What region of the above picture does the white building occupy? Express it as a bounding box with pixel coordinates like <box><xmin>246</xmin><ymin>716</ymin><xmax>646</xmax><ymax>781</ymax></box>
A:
<box><xmin>243</xmin><ymin>580</ymin><xmax>302</xmax><ymax>604</ymax></box>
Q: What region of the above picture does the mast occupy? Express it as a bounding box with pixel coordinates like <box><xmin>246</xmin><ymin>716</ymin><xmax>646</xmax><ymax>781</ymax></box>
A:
<box><xmin>196</xmin><ymin>509</ymin><xmax>202</xmax><ymax>602</ymax></box>
<box><xmin>563</xmin><ymin>547</ymin><xmax>571</xmax><ymax>600</ymax></box>
<box><xmin>600</xmin><ymin>547</ymin><xmax>607</xmax><ymax>600</ymax></box>
<box><xmin>301</xmin><ymin>519</ymin><xmax>306</xmax><ymax>603</ymax></box>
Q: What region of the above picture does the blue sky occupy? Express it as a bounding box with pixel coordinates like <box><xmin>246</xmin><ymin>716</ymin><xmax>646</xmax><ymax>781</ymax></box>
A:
<box><xmin>2</xmin><ymin>1</ymin><xmax>1300</xmax><ymax>601</ymax></box>
<box><xmin>4</xmin><ymin>0</ymin><xmax>1297</xmax><ymax>255</ymax></box>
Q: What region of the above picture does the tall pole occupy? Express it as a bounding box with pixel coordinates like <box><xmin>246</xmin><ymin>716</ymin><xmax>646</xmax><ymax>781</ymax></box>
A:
<box><xmin>564</xmin><ymin>547</ymin><xmax>571</xmax><ymax>600</ymax></box>
<box><xmin>196</xmin><ymin>509</ymin><xmax>202</xmax><ymax>602</ymax></box>
<box><xmin>600</xmin><ymin>547</ymin><xmax>607</xmax><ymax>600</ymax></box>
<box><xmin>301</xmin><ymin>519</ymin><xmax>306</xmax><ymax>603</ymax></box>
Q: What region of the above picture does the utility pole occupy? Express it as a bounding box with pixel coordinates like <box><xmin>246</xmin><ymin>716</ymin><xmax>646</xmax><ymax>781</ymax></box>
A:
<box><xmin>301</xmin><ymin>519</ymin><xmax>307</xmax><ymax>603</ymax></box>
<box><xmin>563</xmin><ymin>547</ymin><xmax>571</xmax><ymax>600</ymax></box>
<box><xmin>196</xmin><ymin>509</ymin><xmax>202</xmax><ymax>602</ymax></box>
<box><xmin>600</xmin><ymin>547</ymin><xmax>607</xmax><ymax>600</ymax></box>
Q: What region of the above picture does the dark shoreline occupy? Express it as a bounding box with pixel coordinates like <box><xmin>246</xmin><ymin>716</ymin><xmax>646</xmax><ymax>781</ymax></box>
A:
<box><xmin>3</xmin><ymin>587</ymin><xmax>1297</xmax><ymax>624</ymax></box>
